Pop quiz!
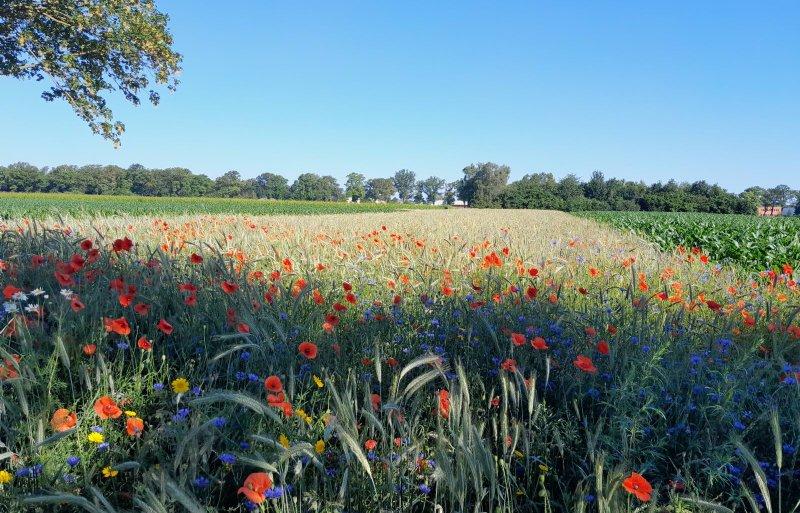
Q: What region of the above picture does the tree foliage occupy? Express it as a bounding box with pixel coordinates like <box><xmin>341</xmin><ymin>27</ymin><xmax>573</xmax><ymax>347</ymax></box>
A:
<box><xmin>393</xmin><ymin>169</ymin><xmax>416</xmax><ymax>202</ymax></box>
<box><xmin>0</xmin><ymin>0</ymin><xmax>182</xmax><ymax>145</ymax></box>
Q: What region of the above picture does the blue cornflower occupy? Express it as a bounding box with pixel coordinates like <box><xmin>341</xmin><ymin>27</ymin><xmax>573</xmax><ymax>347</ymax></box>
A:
<box><xmin>193</xmin><ymin>476</ymin><xmax>211</xmax><ymax>489</ymax></box>
<box><xmin>191</xmin><ymin>386</ymin><xmax>203</xmax><ymax>396</ymax></box>
<box><xmin>153</xmin><ymin>383</ymin><xmax>164</xmax><ymax>391</ymax></box>
<box><xmin>98</xmin><ymin>442</ymin><xmax>110</xmax><ymax>452</ymax></box>
<box><xmin>66</xmin><ymin>456</ymin><xmax>80</xmax><ymax>467</ymax></box>
<box><xmin>63</xmin><ymin>473</ymin><xmax>76</xmax><ymax>484</ymax></box>
<box><xmin>116</xmin><ymin>341</ymin><xmax>129</xmax><ymax>350</ymax></box>
<box><xmin>212</xmin><ymin>417</ymin><xmax>227</xmax><ymax>428</ymax></box>
<box><xmin>91</xmin><ymin>425</ymin><xmax>104</xmax><ymax>433</ymax></box>
<box><xmin>240</xmin><ymin>351</ymin><xmax>251</xmax><ymax>361</ymax></box>
<box><xmin>219</xmin><ymin>453</ymin><xmax>236</xmax><ymax>465</ymax></box>
<box><xmin>419</xmin><ymin>484</ymin><xmax>432</xmax><ymax>494</ymax></box>
<box><xmin>173</xmin><ymin>408</ymin><xmax>191</xmax><ymax>422</ymax></box>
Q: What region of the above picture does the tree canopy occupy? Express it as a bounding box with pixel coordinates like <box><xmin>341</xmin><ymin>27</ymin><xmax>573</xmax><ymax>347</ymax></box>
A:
<box><xmin>0</xmin><ymin>0</ymin><xmax>181</xmax><ymax>145</ymax></box>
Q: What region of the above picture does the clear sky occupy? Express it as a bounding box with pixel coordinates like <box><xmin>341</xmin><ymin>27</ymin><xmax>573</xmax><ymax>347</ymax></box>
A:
<box><xmin>1</xmin><ymin>1</ymin><xmax>798</xmax><ymax>192</ymax></box>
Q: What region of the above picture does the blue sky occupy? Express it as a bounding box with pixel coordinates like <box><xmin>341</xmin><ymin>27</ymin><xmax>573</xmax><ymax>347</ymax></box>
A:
<box><xmin>1</xmin><ymin>1</ymin><xmax>798</xmax><ymax>191</ymax></box>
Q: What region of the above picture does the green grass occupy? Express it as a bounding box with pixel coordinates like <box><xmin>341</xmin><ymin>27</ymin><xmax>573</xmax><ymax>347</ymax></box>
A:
<box><xmin>0</xmin><ymin>192</ymin><xmax>436</xmax><ymax>218</ymax></box>
<box><xmin>578</xmin><ymin>210</ymin><xmax>800</xmax><ymax>271</ymax></box>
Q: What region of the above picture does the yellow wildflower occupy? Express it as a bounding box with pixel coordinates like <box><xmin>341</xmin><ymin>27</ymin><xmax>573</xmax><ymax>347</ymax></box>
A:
<box><xmin>87</xmin><ymin>432</ymin><xmax>104</xmax><ymax>444</ymax></box>
<box><xmin>171</xmin><ymin>377</ymin><xmax>190</xmax><ymax>394</ymax></box>
<box><xmin>296</xmin><ymin>409</ymin><xmax>312</xmax><ymax>425</ymax></box>
<box><xmin>0</xmin><ymin>470</ymin><xmax>12</xmax><ymax>484</ymax></box>
<box><xmin>312</xmin><ymin>375</ymin><xmax>324</xmax><ymax>388</ymax></box>
<box><xmin>314</xmin><ymin>440</ymin><xmax>325</xmax><ymax>454</ymax></box>
<box><xmin>124</xmin><ymin>410</ymin><xmax>137</xmax><ymax>417</ymax></box>
<box><xmin>278</xmin><ymin>434</ymin><xmax>290</xmax><ymax>448</ymax></box>
<box><xmin>102</xmin><ymin>466</ymin><xmax>118</xmax><ymax>478</ymax></box>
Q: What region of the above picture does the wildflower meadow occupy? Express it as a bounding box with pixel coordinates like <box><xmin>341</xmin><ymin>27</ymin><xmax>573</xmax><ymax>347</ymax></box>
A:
<box><xmin>0</xmin><ymin>209</ymin><xmax>798</xmax><ymax>513</ymax></box>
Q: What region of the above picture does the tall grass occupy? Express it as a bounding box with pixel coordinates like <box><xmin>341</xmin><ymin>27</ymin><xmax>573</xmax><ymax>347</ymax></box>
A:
<box><xmin>0</xmin><ymin>209</ymin><xmax>797</xmax><ymax>512</ymax></box>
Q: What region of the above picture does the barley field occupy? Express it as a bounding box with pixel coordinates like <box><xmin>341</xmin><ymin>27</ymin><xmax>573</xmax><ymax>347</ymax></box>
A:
<box><xmin>0</xmin><ymin>209</ymin><xmax>798</xmax><ymax>512</ymax></box>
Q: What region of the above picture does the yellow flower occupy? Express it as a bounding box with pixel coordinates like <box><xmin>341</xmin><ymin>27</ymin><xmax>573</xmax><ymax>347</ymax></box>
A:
<box><xmin>124</xmin><ymin>410</ymin><xmax>137</xmax><ymax>417</ymax></box>
<box><xmin>102</xmin><ymin>466</ymin><xmax>118</xmax><ymax>478</ymax></box>
<box><xmin>0</xmin><ymin>469</ymin><xmax>12</xmax><ymax>484</ymax></box>
<box><xmin>87</xmin><ymin>432</ymin><xmax>104</xmax><ymax>444</ymax></box>
<box><xmin>513</xmin><ymin>450</ymin><xmax>524</xmax><ymax>459</ymax></box>
<box><xmin>171</xmin><ymin>377</ymin><xmax>190</xmax><ymax>394</ymax></box>
<box><xmin>312</xmin><ymin>375</ymin><xmax>324</xmax><ymax>388</ymax></box>
<box><xmin>278</xmin><ymin>434</ymin><xmax>290</xmax><ymax>448</ymax></box>
<box><xmin>314</xmin><ymin>440</ymin><xmax>325</xmax><ymax>454</ymax></box>
<box><xmin>295</xmin><ymin>409</ymin><xmax>312</xmax><ymax>425</ymax></box>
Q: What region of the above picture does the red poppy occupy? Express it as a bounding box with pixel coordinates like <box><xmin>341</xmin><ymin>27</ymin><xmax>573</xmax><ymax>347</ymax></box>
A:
<box><xmin>510</xmin><ymin>333</ymin><xmax>526</xmax><ymax>347</ymax></box>
<box><xmin>342</xmin><ymin>282</ymin><xmax>352</xmax><ymax>291</ymax></box>
<box><xmin>179</xmin><ymin>282</ymin><xmax>197</xmax><ymax>293</ymax></box>
<box><xmin>126</xmin><ymin>417</ymin><xmax>145</xmax><ymax>436</ymax></box>
<box><xmin>137</xmin><ymin>336</ymin><xmax>153</xmax><ymax>350</ymax></box>
<box><xmin>298</xmin><ymin>341</ymin><xmax>318</xmax><ymax>359</ymax></box>
<box><xmin>50</xmin><ymin>408</ymin><xmax>77</xmax><ymax>432</ymax></box>
<box><xmin>112</xmin><ymin>237</ymin><xmax>134</xmax><ymax>252</ymax></box>
<box><xmin>2</xmin><ymin>285</ymin><xmax>21</xmax><ymax>300</ymax></box>
<box><xmin>185</xmin><ymin>294</ymin><xmax>197</xmax><ymax>306</ymax></box>
<box><xmin>345</xmin><ymin>292</ymin><xmax>357</xmax><ymax>304</ymax></box>
<box><xmin>104</xmin><ymin>317</ymin><xmax>131</xmax><ymax>336</ymax></box>
<box><xmin>189</xmin><ymin>253</ymin><xmax>204</xmax><ymax>264</ymax></box>
<box><xmin>157</xmin><ymin>319</ymin><xmax>173</xmax><ymax>335</ymax></box>
<box><xmin>118</xmin><ymin>292</ymin><xmax>135</xmax><ymax>307</ymax></box>
<box><xmin>386</xmin><ymin>357</ymin><xmax>399</xmax><ymax>368</ymax></box>
<box><xmin>364</xmin><ymin>439</ymin><xmax>377</xmax><ymax>451</ymax></box>
<box><xmin>83</xmin><ymin>344</ymin><xmax>97</xmax><ymax>356</ymax></box>
<box><xmin>500</xmin><ymin>358</ymin><xmax>517</xmax><ymax>372</ymax></box>
<box><xmin>264</xmin><ymin>375</ymin><xmax>283</xmax><ymax>393</ymax></box>
<box><xmin>597</xmin><ymin>340</ymin><xmax>610</xmax><ymax>355</ymax></box>
<box><xmin>134</xmin><ymin>303</ymin><xmax>150</xmax><ymax>316</ymax></box>
<box><xmin>622</xmin><ymin>472</ymin><xmax>653</xmax><ymax>502</ymax></box>
<box><xmin>80</xmin><ymin>239</ymin><xmax>93</xmax><ymax>251</ymax></box>
<box><xmin>94</xmin><ymin>395</ymin><xmax>122</xmax><ymax>419</ymax></box>
<box><xmin>54</xmin><ymin>271</ymin><xmax>74</xmax><ymax>287</ymax></box>
<box><xmin>573</xmin><ymin>355</ymin><xmax>598</xmax><ymax>374</ymax></box>
<box><xmin>267</xmin><ymin>391</ymin><xmax>286</xmax><ymax>405</ymax></box>
<box><xmin>438</xmin><ymin>389</ymin><xmax>451</xmax><ymax>419</ymax></box>
<box><xmin>221</xmin><ymin>281</ymin><xmax>239</xmax><ymax>294</ymax></box>
<box><xmin>282</xmin><ymin>258</ymin><xmax>293</xmax><ymax>273</ymax></box>
<box><xmin>238</xmin><ymin>472</ymin><xmax>273</xmax><ymax>504</ymax></box>
<box><xmin>70</xmin><ymin>297</ymin><xmax>85</xmax><ymax>312</ymax></box>
<box><xmin>531</xmin><ymin>336</ymin><xmax>549</xmax><ymax>350</ymax></box>
<box><xmin>237</xmin><ymin>322</ymin><xmax>251</xmax><ymax>334</ymax></box>
<box><xmin>370</xmin><ymin>393</ymin><xmax>381</xmax><ymax>411</ymax></box>
<box><xmin>333</xmin><ymin>302</ymin><xmax>347</xmax><ymax>312</ymax></box>
<box><xmin>31</xmin><ymin>255</ymin><xmax>45</xmax><ymax>268</ymax></box>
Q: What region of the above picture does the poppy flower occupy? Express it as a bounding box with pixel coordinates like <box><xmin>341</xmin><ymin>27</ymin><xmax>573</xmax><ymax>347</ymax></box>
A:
<box><xmin>50</xmin><ymin>408</ymin><xmax>77</xmax><ymax>432</ymax></box>
<box><xmin>134</xmin><ymin>303</ymin><xmax>150</xmax><ymax>316</ymax></box>
<box><xmin>531</xmin><ymin>337</ymin><xmax>549</xmax><ymax>350</ymax></box>
<box><xmin>112</xmin><ymin>237</ymin><xmax>134</xmax><ymax>252</ymax></box>
<box><xmin>126</xmin><ymin>417</ymin><xmax>144</xmax><ymax>436</ymax></box>
<box><xmin>31</xmin><ymin>255</ymin><xmax>45</xmax><ymax>268</ymax></box>
<box><xmin>189</xmin><ymin>253</ymin><xmax>204</xmax><ymax>264</ymax></box>
<box><xmin>94</xmin><ymin>395</ymin><xmax>122</xmax><ymax>419</ymax></box>
<box><xmin>622</xmin><ymin>472</ymin><xmax>653</xmax><ymax>502</ymax></box>
<box><xmin>118</xmin><ymin>293</ymin><xmax>135</xmax><ymax>307</ymax></box>
<box><xmin>500</xmin><ymin>358</ymin><xmax>517</xmax><ymax>372</ymax></box>
<box><xmin>70</xmin><ymin>297</ymin><xmax>85</xmax><ymax>312</ymax></box>
<box><xmin>298</xmin><ymin>341</ymin><xmax>318</xmax><ymax>359</ymax></box>
<box><xmin>157</xmin><ymin>319</ymin><xmax>173</xmax><ymax>335</ymax></box>
<box><xmin>264</xmin><ymin>375</ymin><xmax>283</xmax><ymax>393</ymax></box>
<box><xmin>237</xmin><ymin>472</ymin><xmax>273</xmax><ymax>504</ymax></box>
<box><xmin>573</xmin><ymin>355</ymin><xmax>598</xmax><ymax>374</ymax></box>
<box><xmin>597</xmin><ymin>340</ymin><xmax>610</xmax><ymax>355</ymax></box>
<box><xmin>80</xmin><ymin>239</ymin><xmax>93</xmax><ymax>251</ymax></box>
<box><xmin>370</xmin><ymin>393</ymin><xmax>381</xmax><ymax>411</ymax></box>
<box><xmin>438</xmin><ymin>389</ymin><xmax>451</xmax><ymax>419</ymax></box>
<box><xmin>3</xmin><ymin>284</ymin><xmax>21</xmax><ymax>299</ymax></box>
<box><xmin>221</xmin><ymin>281</ymin><xmax>239</xmax><ymax>294</ymax></box>
<box><xmin>364</xmin><ymin>439</ymin><xmax>377</xmax><ymax>451</ymax></box>
<box><xmin>137</xmin><ymin>336</ymin><xmax>153</xmax><ymax>351</ymax></box>
<box><xmin>55</xmin><ymin>271</ymin><xmax>74</xmax><ymax>287</ymax></box>
<box><xmin>511</xmin><ymin>333</ymin><xmax>526</xmax><ymax>347</ymax></box>
<box><xmin>83</xmin><ymin>344</ymin><xmax>97</xmax><ymax>356</ymax></box>
<box><xmin>237</xmin><ymin>322</ymin><xmax>250</xmax><ymax>334</ymax></box>
<box><xmin>104</xmin><ymin>317</ymin><xmax>131</xmax><ymax>336</ymax></box>
<box><xmin>184</xmin><ymin>294</ymin><xmax>197</xmax><ymax>306</ymax></box>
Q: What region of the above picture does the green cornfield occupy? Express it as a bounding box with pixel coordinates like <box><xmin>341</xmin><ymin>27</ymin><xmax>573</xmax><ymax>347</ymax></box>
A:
<box><xmin>579</xmin><ymin>211</ymin><xmax>800</xmax><ymax>271</ymax></box>
<box><xmin>0</xmin><ymin>192</ymin><xmax>436</xmax><ymax>219</ymax></box>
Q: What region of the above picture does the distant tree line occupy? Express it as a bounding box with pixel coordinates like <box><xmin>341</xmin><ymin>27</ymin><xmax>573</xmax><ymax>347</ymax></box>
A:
<box><xmin>0</xmin><ymin>161</ymin><xmax>795</xmax><ymax>214</ymax></box>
